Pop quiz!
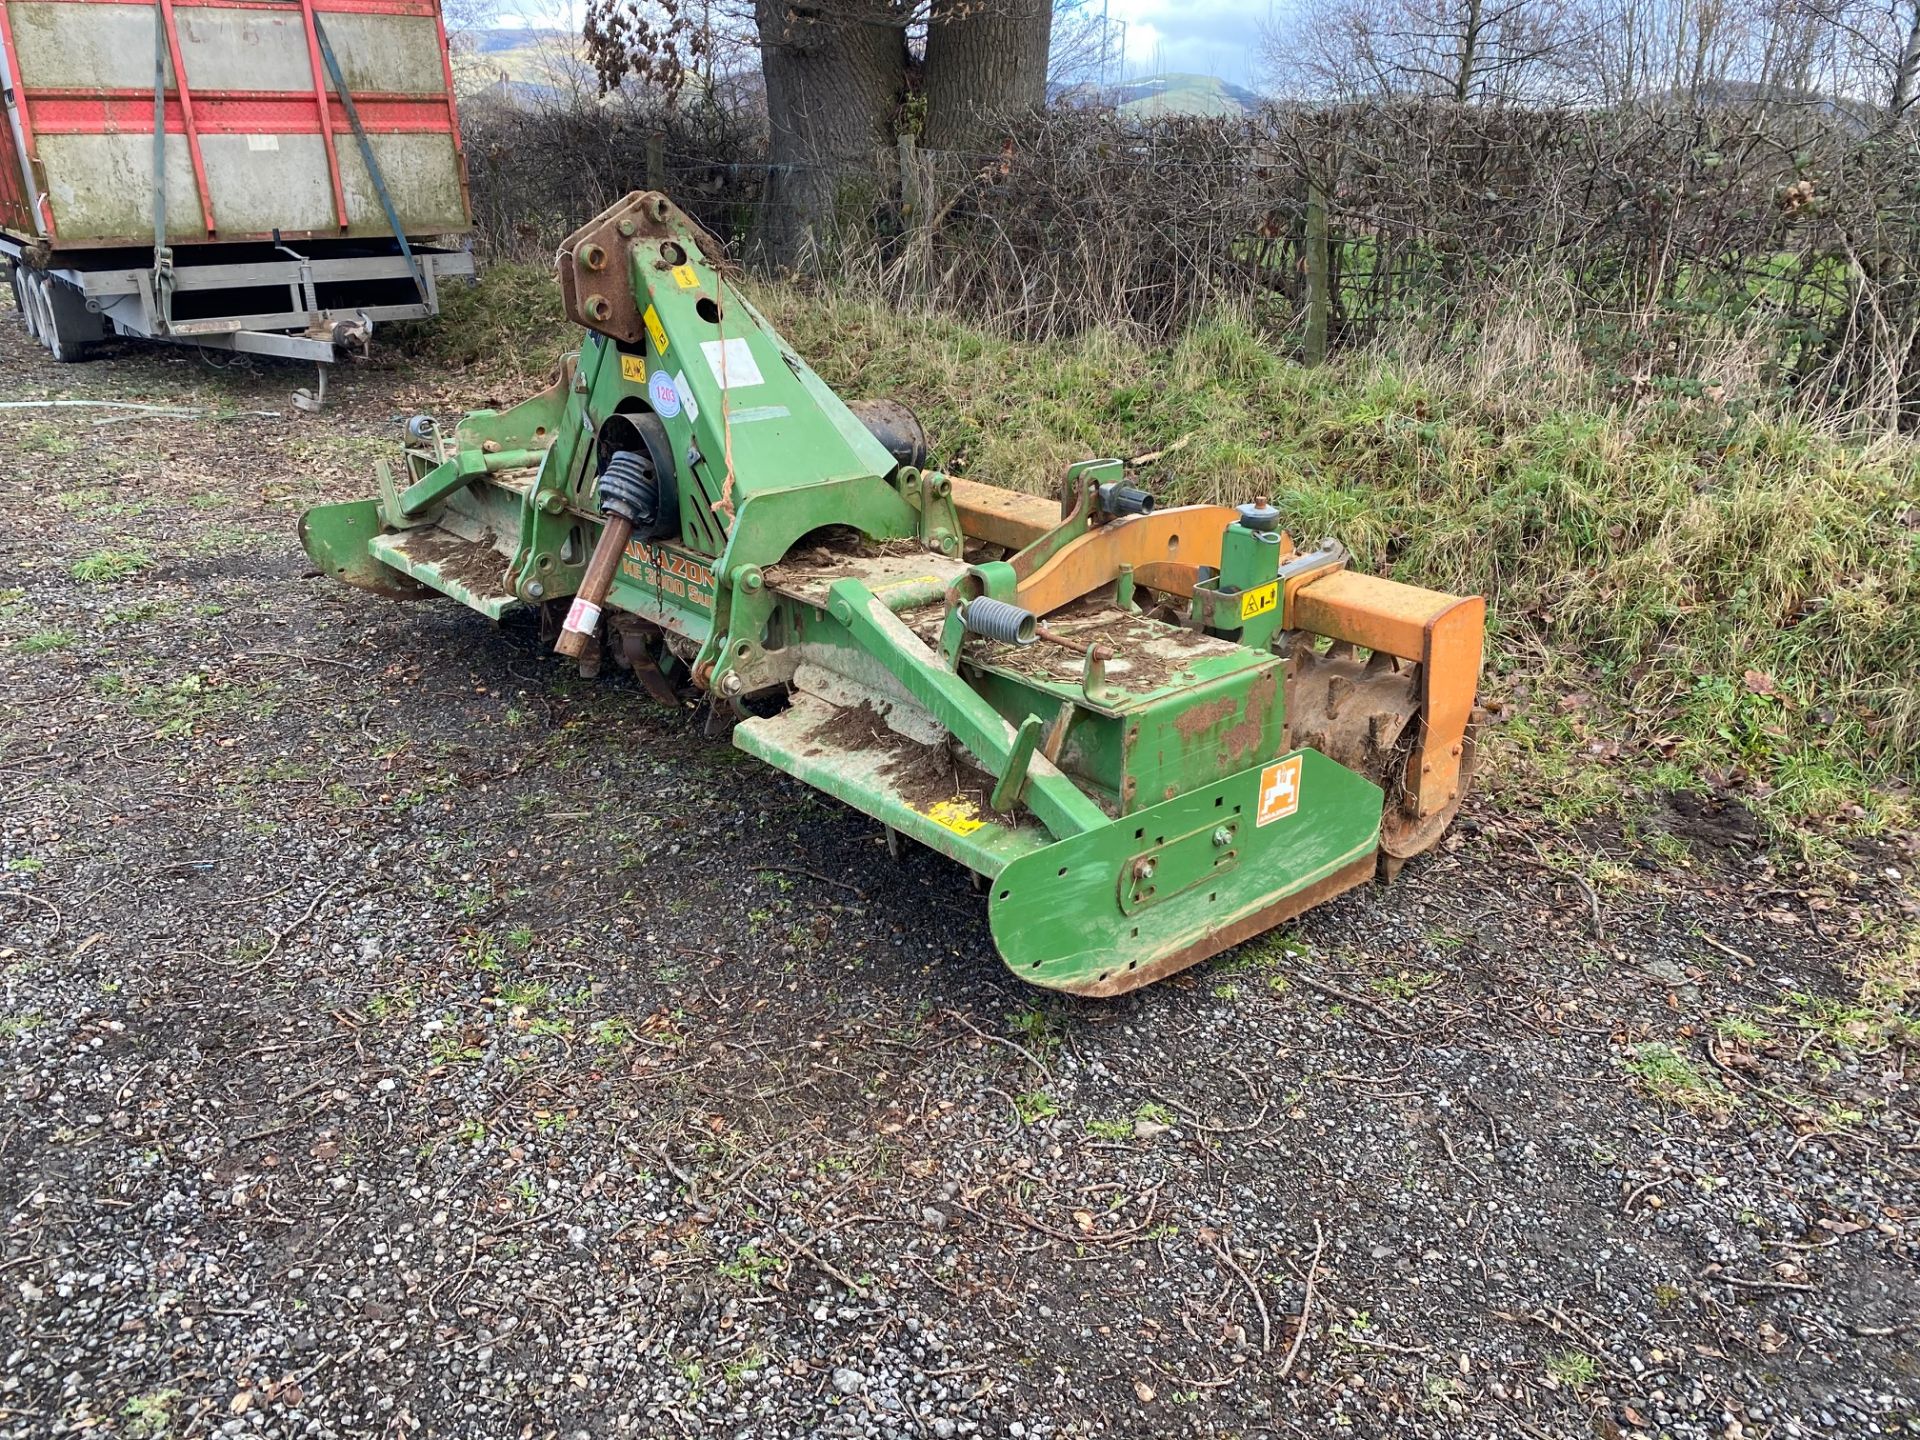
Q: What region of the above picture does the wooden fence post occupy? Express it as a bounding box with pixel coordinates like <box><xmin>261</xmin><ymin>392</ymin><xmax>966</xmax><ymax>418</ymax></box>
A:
<box><xmin>897</xmin><ymin>132</ymin><xmax>922</xmax><ymax>225</ymax></box>
<box><xmin>1304</xmin><ymin>177</ymin><xmax>1329</xmax><ymax>367</ymax></box>
<box><xmin>646</xmin><ymin>132</ymin><xmax>665</xmax><ymax>193</ymax></box>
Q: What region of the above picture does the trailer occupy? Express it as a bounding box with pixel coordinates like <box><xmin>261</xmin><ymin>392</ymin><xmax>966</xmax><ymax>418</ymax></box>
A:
<box><xmin>1</xmin><ymin>0</ymin><xmax>473</xmax><ymax>388</ymax></box>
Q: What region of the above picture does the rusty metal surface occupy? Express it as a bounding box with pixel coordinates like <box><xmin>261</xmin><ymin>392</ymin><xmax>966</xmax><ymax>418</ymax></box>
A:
<box><xmin>1012</xmin><ymin>504</ymin><xmax>1242</xmax><ymax>617</ymax></box>
<box><xmin>1283</xmin><ymin>636</ymin><xmax>1483</xmax><ymax>860</ymax></box>
<box><xmin>1054</xmin><ymin>853</ymin><xmax>1378</xmax><ymax>997</ymax></box>
<box><xmin>557</xmin><ymin>191</ymin><xmax>726</xmax><ymax>347</ymax></box>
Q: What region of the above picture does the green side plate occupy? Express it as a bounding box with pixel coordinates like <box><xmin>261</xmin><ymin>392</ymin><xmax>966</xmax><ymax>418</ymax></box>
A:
<box><xmin>298</xmin><ymin>500</ymin><xmax>434</xmax><ymax>601</ymax></box>
<box><xmin>988</xmin><ymin>749</ymin><xmax>1383</xmax><ymax>995</ymax></box>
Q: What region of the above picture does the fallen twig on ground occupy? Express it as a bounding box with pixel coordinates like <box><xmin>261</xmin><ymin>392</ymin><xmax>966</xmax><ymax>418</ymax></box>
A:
<box><xmin>1203</xmin><ymin>1233</ymin><xmax>1273</xmax><ymax>1353</ymax></box>
<box><xmin>1278</xmin><ymin>1218</ymin><xmax>1325</xmax><ymax>1380</ymax></box>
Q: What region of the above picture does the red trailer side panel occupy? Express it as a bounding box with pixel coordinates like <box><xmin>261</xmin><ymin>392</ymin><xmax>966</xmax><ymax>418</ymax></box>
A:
<box><xmin>0</xmin><ymin>0</ymin><xmax>470</xmax><ymax>247</ymax></box>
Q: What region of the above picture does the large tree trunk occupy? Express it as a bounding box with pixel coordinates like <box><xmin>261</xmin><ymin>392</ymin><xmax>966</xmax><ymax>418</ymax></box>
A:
<box><xmin>920</xmin><ymin>0</ymin><xmax>1052</xmax><ymax>153</ymax></box>
<box><xmin>1893</xmin><ymin>1</ymin><xmax>1920</xmax><ymax>114</ymax></box>
<box><xmin>755</xmin><ymin>0</ymin><xmax>904</xmax><ymax>271</ymax></box>
<box><xmin>1454</xmin><ymin>0</ymin><xmax>1484</xmax><ymax>101</ymax></box>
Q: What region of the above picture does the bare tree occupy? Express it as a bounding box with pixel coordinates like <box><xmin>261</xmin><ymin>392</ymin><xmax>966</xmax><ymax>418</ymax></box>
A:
<box><xmin>1047</xmin><ymin>0</ymin><xmax>1123</xmax><ymax>88</ymax></box>
<box><xmin>1805</xmin><ymin>0</ymin><xmax>1920</xmax><ymax>110</ymax></box>
<box><xmin>1266</xmin><ymin>0</ymin><xmax>1581</xmax><ymax>102</ymax></box>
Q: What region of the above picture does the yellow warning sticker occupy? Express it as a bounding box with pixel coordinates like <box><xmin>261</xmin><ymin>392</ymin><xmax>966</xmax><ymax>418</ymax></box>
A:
<box><xmin>671</xmin><ymin>264</ymin><xmax>700</xmax><ymax>289</ymax></box>
<box><xmin>643</xmin><ymin>304</ymin><xmax>668</xmax><ymax>354</ymax></box>
<box><xmin>1240</xmin><ymin>580</ymin><xmax>1278</xmax><ymax>621</ymax></box>
<box><xmin>619</xmin><ymin>354</ymin><xmax>647</xmax><ymax>383</ymax></box>
<box><xmin>1256</xmin><ymin>755</ymin><xmax>1303</xmax><ymax>827</ymax></box>
<box><xmin>922</xmin><ymin>799</ymin><xmax>985</xmax><ymax>835</ymax></box>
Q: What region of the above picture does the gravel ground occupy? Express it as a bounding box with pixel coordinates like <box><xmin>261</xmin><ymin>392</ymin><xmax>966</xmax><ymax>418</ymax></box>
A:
<box><xmin>2</xmin><ymin>310</ymin><xmax>1918</xmax><ymax>1440</ymax></box>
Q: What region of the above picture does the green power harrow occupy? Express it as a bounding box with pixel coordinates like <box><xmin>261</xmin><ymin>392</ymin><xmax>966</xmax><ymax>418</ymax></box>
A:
<box><xmin>301</xmin><ymin>192</ymin><xmax>1487</xmax><ymax>994</ymax></box>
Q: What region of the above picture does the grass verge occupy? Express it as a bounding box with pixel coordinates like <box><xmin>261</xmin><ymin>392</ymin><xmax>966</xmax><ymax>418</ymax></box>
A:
<box><xmin>402</xmin><ymin>263</ymin><xmax>1919</xmax><ymax>859</ymax></box>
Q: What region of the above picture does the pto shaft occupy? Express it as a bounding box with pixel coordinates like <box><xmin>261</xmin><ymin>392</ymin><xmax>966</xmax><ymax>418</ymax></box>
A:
<box><xmin>555</xmin><ymin>514</ymin><xmax>631</xmax><ymax>658</ymax></box>
<box><xmin>557</xmin><ymin>448</ymin><xmax>659</xmax><ymax>659</ymax></box>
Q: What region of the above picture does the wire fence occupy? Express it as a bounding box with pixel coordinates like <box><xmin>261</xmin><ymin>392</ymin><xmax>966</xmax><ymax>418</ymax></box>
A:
<box><xmin>460</xmin><ymin>87</ymin><xmax>1920</xmax><ymax>424</ymax></box>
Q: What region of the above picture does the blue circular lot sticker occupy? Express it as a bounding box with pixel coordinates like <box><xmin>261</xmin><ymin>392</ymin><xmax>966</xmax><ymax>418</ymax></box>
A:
<box><xmin>648</xmin><ymin>370</ymin><xmax>681</xmax><ymax>417</ymax></box>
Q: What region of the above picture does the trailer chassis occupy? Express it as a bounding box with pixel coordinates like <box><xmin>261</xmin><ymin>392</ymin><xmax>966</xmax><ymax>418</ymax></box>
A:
<box><xmin>3</xmin><ymin>236</ymin><xmax>472</xmax><ymax>399</ymax></box>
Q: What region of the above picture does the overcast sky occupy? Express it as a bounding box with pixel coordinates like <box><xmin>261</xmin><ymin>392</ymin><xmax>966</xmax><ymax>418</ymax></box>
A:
<box><xmin>497</xmin><ymin>0</ymin><xmax>1274</xmax><ymax>89</ymax></box>
<box><xmin>1096</xmin><ymin>0</ymin><xmax>1269</xmax><ymax>87</ymax></box>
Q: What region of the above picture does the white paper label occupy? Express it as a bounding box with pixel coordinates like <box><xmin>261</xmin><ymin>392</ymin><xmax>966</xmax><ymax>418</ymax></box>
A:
<box><xmin>562</xmin><ymin>597</ymin><xmax>602</xmax><ymax>635</ymax></box>
<box><xmin>246</xmin><ymin>134</ymin><xmax>280</xmax><ymax>152</ymax></box>
<box><xmin>700</xmin><ymin>337</ymin><xmax>763</xmax><ymax>389</ymax></box>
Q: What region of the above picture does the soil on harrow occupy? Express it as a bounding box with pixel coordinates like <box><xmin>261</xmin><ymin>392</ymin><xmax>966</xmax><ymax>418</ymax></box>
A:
<box><xmin>2</xmin><ymin>313</ymin><xmax>1916</xmax><ymax>1440</ymax></box>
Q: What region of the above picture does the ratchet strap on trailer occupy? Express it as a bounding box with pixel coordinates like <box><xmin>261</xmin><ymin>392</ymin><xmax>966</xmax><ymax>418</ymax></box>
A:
<box><xmin>149</xmin><ymin>5</ymin><xmax>175</xmax><ymax>329</ymax></box>
<box><xmin>153</xmin><ymin>0</ymin><xmax>216</xmax><ymax>233</ymax></box>
<box><xmin>309</xmin><ymin>12</ymin><xmax>430</xmax><ymax>306</ymax></box>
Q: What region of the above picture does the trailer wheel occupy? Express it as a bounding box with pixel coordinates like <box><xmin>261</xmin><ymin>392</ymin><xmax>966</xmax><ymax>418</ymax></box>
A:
<box><xmin>15</xmin><ymin>267</ymin><xmax>43</xmax><ymax>343</ymax></box>
<box><xmin>43</xmin><ymin>293</ymin><xmax>84</xmax><ymax>363</ymax></box>
<box><xmin>4</xmin><ymin>261</ymin><xmax>27</xmax><ymax>331</ymax></box>
<box><xmin>32</xmin><ymin>272</ymin><xmax>90</xmax><ymax>363</ymax></box>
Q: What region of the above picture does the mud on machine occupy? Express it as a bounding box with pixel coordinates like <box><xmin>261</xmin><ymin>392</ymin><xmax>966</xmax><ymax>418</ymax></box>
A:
<box><xmin>301</xmin><ymin>192</ymin><xmax>1486</xmax><ymax>994</ymax></box>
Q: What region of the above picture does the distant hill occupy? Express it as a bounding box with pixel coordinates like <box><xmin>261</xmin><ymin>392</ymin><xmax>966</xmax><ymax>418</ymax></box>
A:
<box><xmin>459</xmin><ymin>27</ymin><xmax>588</xmax><ymax>90</ymax></box>
<box><xmin>1109</xmin><ymin>73</ymin><xmax>1263</xmax><ymax>118</ymax></box>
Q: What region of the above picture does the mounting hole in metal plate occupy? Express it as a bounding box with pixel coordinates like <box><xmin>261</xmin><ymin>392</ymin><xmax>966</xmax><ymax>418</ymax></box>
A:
<box><xmin>697</xmin><ymin>297</ymin><xmax>724</xmax><ymax>324</ymax></box>
<box><xmin>660</xmin><ymin>241</ymin><xmax>686</xmax><ymax>265</ymax></box>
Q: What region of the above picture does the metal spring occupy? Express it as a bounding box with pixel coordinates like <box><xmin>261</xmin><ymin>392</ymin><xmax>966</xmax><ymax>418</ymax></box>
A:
<box><xmin>962</xmin><ymin>597</ymin><xmax>1038</xmax><ymax>646</ymax></box>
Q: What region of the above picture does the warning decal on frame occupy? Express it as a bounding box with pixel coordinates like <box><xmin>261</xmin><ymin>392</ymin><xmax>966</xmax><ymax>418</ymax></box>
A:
<box><xmin>921</xmin><ymin>799</ymin><xmax>985</xmax><ymax>835</ymax></box>
<box><xmin>619</xmin><ymin>354</ymin><xmax>647</xmax><ymax>383</ymax></box>
<box><xmin>643</xmin><ymin>305</ymin><xmax>668</xmax><ymax>354</ymax></box>
<box><xmin>671</xmin><ymin>264</ymin><xmax>700</xmax><ymax>288</ymax></box>
<box><xmin>1256</xmin><ymin>755</ymin><xmax>1303</xmax><ymax>827</ymax></box>
<box><xmin>1240</xmin><ymin>580</ymin><xmax>1278</xmax><ymax>622</ymax></box>
<box><xmin>700</xmin><ymin>337</ymin><xmax>764</xmax><ymax>389</ymax></box>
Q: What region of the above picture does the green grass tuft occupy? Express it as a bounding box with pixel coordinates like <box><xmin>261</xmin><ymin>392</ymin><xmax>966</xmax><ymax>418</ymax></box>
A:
<box><xmin>70</xmin><ymin>548</ymin><xmax>152</xmax><ymax>584</ymax></box>
<box><xmin>1624</xmin><ymin>1042</ymin><xmax>1736</xmax><ymax>1114</ymax></box>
